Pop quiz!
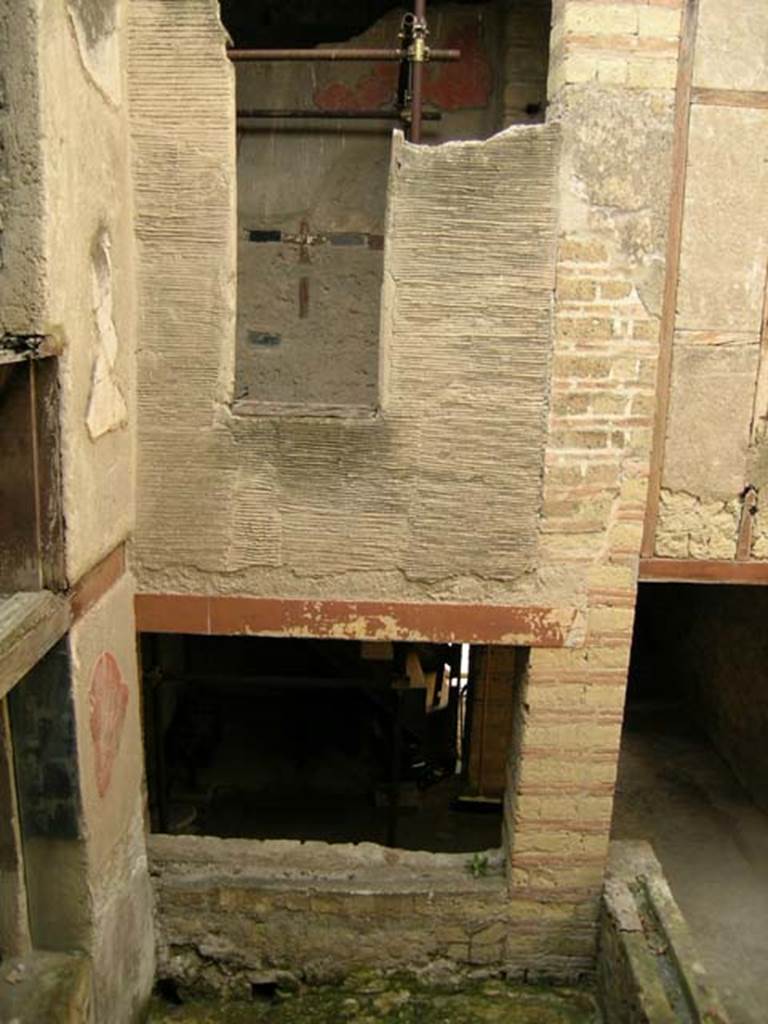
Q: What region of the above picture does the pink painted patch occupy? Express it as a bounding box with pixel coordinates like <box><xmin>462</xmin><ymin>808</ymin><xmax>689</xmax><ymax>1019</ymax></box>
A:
<box><xmin>89</xmin><ymin>651</ymin><xmax>129</xmax><ymax>799</ymax></box>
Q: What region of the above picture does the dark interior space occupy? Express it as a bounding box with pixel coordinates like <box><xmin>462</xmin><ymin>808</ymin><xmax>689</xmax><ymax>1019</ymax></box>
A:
<box><xmin>0</xmin><ymin>357</ymin><xmax>64</xmax><ymax>593</ymax></box>
<box><xmin>141</xmin><ymin>635</ymin><xmax>502</xmax><ymax>852</ymax></box>
<box><xmin>624</xmin><ymin>582</ymin><xmax>768</xmax><ymax>810</ymax></box>
<box><xmin>612</xmin><ymin>582</ymin><xmax>768</xmax><ymax>1024</ymax></box>
<box><xmin>220</xmin><ymin>0</ymin><xmax>493</xmax><ymax>49</ymax></box>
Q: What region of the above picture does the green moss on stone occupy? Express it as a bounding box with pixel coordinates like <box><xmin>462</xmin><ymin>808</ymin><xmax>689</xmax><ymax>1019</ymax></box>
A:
<box><xmin>148</xmin><ymin>976</ymin><xmax>601</xmax><ymax>1024</ymax></box>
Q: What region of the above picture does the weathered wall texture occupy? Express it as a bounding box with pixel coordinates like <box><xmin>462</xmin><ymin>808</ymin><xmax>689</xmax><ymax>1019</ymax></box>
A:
<box><xmin>0</xmin><ymin>1</ymin><xmax>153</xmax><ymax>1019</ymax></box>
<box><xmin>4</xmin><ymin>587</ymin><xmax>154</xmax><ymax>1022</ymax></box>
<box><xmin>68</xmin><ymin>574</ymin><xmax>155</xmax><ymax>1023</ymax></box>
<box><xmin>128</xmin><ymin>0</ymin><xmax>685</xmax><ymax>985</ymax></box>
<box><xmin>40</xmin><ymin>0</ymin><xmax>137</xmax><ymax>584</ymax></box>
<box><xmin>598</xmin><ymin>842</ymin><xmax>729</xmax><ymax>1023</ymax></box>
<box><xmin>149</xmin><ymin>835</ymin><xmax>598</xmax><ymax>992</ymax></box>
<box><xmin>502</xmin><ymin>0</ymin><xmax>552</xmax><ymax>125</ymax></box>
<box><xmin>654</xmin><ymin>0</ymin><xmax>768</xmax><ymax>559</ymax></box>
<box><xmin>130</xmin><ymin>0</ymin><xmax>563</xmax><ymax>607</ymax></box>
<box><xmin>500</xmin><ymin>0</ymin><xmax>680</xmax><ymax>971</ymax></box>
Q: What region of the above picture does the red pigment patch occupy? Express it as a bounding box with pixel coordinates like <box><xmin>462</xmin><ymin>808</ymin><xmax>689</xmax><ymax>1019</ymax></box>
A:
<box><xmin>314</xmin><ymin>64</ymin><xmax>396</xmax><ymax>111</ymax></box>
<box><xmin>89</xmin><ymin>651</ymin><xmax>129</xmax><ymax>799</ymax></box>
<box><xmin>424</xmin><ymin>25</ymin><xmax>492</xmax><ymax>111</ymax></box>
<box><xmin>313</xmin><ymin>23</ymin><xmax>491</xmax><ymax>113</ymax></box>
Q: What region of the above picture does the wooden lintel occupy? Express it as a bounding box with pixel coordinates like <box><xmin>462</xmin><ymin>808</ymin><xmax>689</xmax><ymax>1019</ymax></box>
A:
<box><xmin>640</xmin><ymin>558</ymin><xmax>768</xmax><ymax>586</ymax></box>
<box><xmin>0</xmin><ymin>592</ymin><xmax>71</xmax><ymax>701</ymax></box>
<box><xmin>692</xmin><ymin>88</ymin><xmax>768</xmax><ymax>110</ymax></box>
<box><xmin>134</xmin><ymin>593</ymin><xmax>581</xmax><ymax>647</ymax></box>
<box><xmin>69</xmin><ymin>543</ymin><xmax>127</xmax><ymax>622</ymax></box>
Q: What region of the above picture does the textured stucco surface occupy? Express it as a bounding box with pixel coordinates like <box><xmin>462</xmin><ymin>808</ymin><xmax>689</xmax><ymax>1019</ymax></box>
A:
<box><xmin>662</xmin><ymin>341</ymin><xmax>760</xmax><ymax>502</ymax></box>
<box><xmin>69</xmin><ymin>574</ymin><xmax>155</xmax><ymax>1024</ymax></box>
<box><xmin>676</xmin><ymin>106</ymin><xmax>768</xmax><ymax>335</ymax></box>
<box><xmin>693</xmin><ymin>0</ymin><xmax>768</xmax><ymax>93</ymax></box>
<box><xmin>130</xmin><ymin>0</ymin><xmax>560</xmax><ymax>605</ymax></box>
<box><xmin>655</xmin><ymin>25</ymin><xmax>768</xmax><ymax>555</ymax></box>
<box><xmin>41</xmin><ymin>0</ymin><xmax>136</xmax><ymax>583</ymax></box>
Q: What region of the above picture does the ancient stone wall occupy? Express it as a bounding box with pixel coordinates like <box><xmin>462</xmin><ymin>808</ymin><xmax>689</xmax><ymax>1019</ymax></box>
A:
<box><xmin>130</xmin><ymin>0</ymin><xmax>562</xmax><ymax>608</ymax></box>
<box><xmin>130</xmin><ymin>0</ymin><xmax>682</xmax><ymax>985</ymax></box>
<box><xmin>0</xmin><ymin>1</ymin><xmax>154</xmax><ymax>1019</ymax></box>
<box><xmin>648</xmin><ymin>0</ymin><xmax>768</xmax><ymax>559</ymax></box>
<box><xmin>503</xmin><ymin>0</ymin><xmax>681</xmax><ymax>967</ymax></box>
<box><xmin>41</xmin><ymin>0</ymin><xmax>137</xmax><ymax>585</ymax></box>
<box><xmin>150</xmin><ymin>835</ymin><xmax>599</xmax><ymax>993</ymax></box>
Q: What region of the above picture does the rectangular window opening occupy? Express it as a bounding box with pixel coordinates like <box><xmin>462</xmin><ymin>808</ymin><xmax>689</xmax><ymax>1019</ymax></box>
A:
<box><xmin>223</xmin><ymin>0</ymin><xmax>552</xmax><ymax>416</ymax></box>
<box><xmin>140</xmin><ymin>635</ymin><xmax>528</xmax><ymax>855</ymax></box>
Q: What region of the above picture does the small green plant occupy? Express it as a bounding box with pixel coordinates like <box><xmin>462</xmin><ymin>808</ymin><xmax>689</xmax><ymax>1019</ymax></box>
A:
<box><xmin>466</xmin><ymin>852</ymin><xmax>489</xmax><ymax>878</ymax></box>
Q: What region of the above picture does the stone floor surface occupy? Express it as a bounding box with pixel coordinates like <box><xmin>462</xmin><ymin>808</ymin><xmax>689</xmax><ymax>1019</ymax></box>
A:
<box><xmin>148</xmin><ymin>978</ymin><xmax>601</xmax><ymax>1024</ymax></box>
<box><xmin>612</xmin><ymin>704</ymin><xmax>768</xmax><ymax>1024</ymax></box>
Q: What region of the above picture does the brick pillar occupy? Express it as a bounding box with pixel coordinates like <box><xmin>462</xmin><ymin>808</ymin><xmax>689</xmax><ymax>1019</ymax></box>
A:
<box><xmin>503</xmin><ymin>0</ymin><xmax>684</xmax><ymax>976</ymax></box>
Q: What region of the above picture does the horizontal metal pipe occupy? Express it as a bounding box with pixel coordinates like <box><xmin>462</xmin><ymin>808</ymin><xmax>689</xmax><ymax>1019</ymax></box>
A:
<box><xmin>236</xmin><ymin>108</ymin><xmax>442</xmax><ymax>121</ymax></box>
<box><xmin>228</xmin><ymin>47</ymin><xmax>460</xmax><ymax>62</ymax></box>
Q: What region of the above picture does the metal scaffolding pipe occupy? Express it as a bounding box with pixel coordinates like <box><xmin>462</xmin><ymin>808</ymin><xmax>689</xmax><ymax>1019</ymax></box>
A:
<box><xmin>227</xmin><ymin>47</ymin><xmax>459</xmax><ymax>63</ymax></box>
<box><xmin>410</xmin><ymin>0</ymin><xmax>428</xmax><ymax>144</ymax></box>
<box><xmin>236</xmin><ymin>108</ymin><xmax>442</xmax><ymax>122</ymax></box>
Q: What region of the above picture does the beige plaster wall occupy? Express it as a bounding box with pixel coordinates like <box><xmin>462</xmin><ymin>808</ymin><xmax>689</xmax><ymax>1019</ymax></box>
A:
<box><xmin>656</xmin><ymin>0</ymin><xmax>768</xmax><ymax>559</ymax></box>
<box><xmin>130</xmin><ymin>0</ymin><xmax>681</xmax><ymax>988</ymax></box>
<box><xmin>40</xmin><ymin>0</ymin><xmax>137</xmax><ymax>585</ymax></box>
<box><xmin>2</xmin><ymin>3</ymin><xmax>153</xmax><ymax>1018</ymax></box>
<box><xmin>130</xmin><ymin>0</ymin><xmax>564</xmax><ymax>608</ymax></box>
<box><xmin>68</xmin><ymin>573</ymin><xmax>155</xmax><ymax>1023</ymax></box>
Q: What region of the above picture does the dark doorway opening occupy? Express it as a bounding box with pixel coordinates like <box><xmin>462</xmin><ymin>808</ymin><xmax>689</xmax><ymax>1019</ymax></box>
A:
<box><xmin>612</xmin><ymin>582</ymin><xmax>768</xmax><ymax>1024</ymax></box>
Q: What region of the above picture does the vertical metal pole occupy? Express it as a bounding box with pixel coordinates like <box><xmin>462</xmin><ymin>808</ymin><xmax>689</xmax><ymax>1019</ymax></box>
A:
<box><xmin>411</xmin><ymin>0</ymin><xmax>427</xmax><ymax>144</ymax></box>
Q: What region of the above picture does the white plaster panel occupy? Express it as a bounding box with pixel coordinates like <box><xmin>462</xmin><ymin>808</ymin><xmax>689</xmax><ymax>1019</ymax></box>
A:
<box><xmin>676</xmin><ymin>105</ymin><xmax>768</xmax><ymax>333</ymax></box>
<box><xmin>694</xmin><ymin>0</ymin><xmax>768</xmax><ymax>92</ymax></box>
<box><xmin>662</xmin><ymin>340</ymin><xmax>759</xmax><ymax>501</ymax></box>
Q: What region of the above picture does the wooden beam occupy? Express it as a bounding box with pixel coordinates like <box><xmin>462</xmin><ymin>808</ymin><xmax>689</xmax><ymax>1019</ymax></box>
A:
<box><xmin>692</xmin><ymin>88</ymin><xmax>768</xmax><ymax>110</ymax></box>
<box><xmin>69</xmin><ymin>543</ymin><xmax>126</xmax><ymax>623</ymax></box>
<box><xmin>0</xmin><ymin>592</ymin><xmax>71</xmax><ymax>701</ymax></box>
<box><xmin>640</xmin><ymin>558</ymin><xmax>768</xmax><ymax>585</ymax></box>
<box><xmin>749</xmin><ymin>263</ymin><xmax>768</xmax><ymax>444</ymax></box>
<box><xmin>641</xmin><ymin>0</ymin><xmax>700</xmax><ymax>558</ymax></box>
<box><xmin>736</xmin><ymin>487</ymin><xmax>759</xmax><ymax>561</ymax></box>
<box><xmin>134</xmin><ymin>593</ymin><xmax>581</xmax><ymax>647</ymax></box>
